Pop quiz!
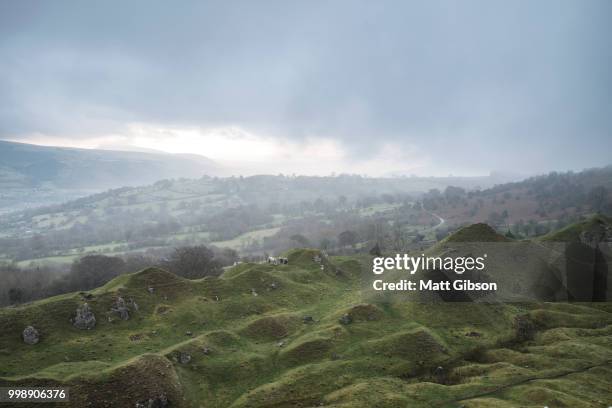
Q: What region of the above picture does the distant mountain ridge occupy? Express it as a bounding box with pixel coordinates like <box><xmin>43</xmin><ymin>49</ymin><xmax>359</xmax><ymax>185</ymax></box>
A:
<box><xmin>0</xmin><ymin>140</ymin><xmax>220</xmax><ymax>212</ymax></box>
<box><xmin>0</xmin><ymin>140</ymin><xmax>218</xmax><ymax>189</ymax></box>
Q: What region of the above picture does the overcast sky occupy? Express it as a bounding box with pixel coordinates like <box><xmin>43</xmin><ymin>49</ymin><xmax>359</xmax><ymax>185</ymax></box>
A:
<box><xmin>1</xmin><ymin>0</ymin><xmax>611</xmax><ymax>176</ymax></box>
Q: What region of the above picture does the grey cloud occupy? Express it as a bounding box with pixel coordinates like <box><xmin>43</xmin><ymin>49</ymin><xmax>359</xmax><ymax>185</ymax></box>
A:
<box><xmin>1</xmin><ymin>0</ymin><xmax>611</xmax><ymax>174</ymax></box>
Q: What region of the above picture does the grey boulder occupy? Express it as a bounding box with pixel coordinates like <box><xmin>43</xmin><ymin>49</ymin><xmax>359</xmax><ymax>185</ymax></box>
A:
<box><xmin>22</xmin><ymin>326</ymin><xmax>40</xmax><ymax>345</ymax></box>
<box><xmin>73</xmin><ymin>303</ymin><xmax>96</xmax><ymax>330</ymax></box>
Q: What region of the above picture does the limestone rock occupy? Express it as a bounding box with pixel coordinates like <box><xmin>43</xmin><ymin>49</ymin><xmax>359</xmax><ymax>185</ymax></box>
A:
<box><xmin>73</xmin><ymin>303</ymin><xmax>96</xmax><ymax>330</ymax></box>
<box><xmin>178</xmin><ymin>352</ymin><xmax>191</xmax><ymax>364</ymax></box>
<box><xmin>135</xmin><ymin>393</ymin><xmax>169</xmax><ymax>408</ymax></box>
<box><xmin>338</xmin><ymin>313</ymin><xmax>352</xmax><ymax>325</ymax></box>
<box><xmin>22</xmin><ymin>326</ymin><xmax>40</xmax><ymax>345</ymax></box>
<box><xmin>112</xmin><ymin>297</ymin><xmax>130</xmax><ymax>320</ymax></box>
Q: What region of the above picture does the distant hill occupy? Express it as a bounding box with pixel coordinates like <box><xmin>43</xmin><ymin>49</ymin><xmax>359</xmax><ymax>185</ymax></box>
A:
<box><xmin>420</xmin><ymin>166</ymin><xmax>612</xmax><ymax>230</ymax></box>
<box><xmin>0</xmin><ymin>140</ymin><xmax>219</xmax><ymax>212</ymax></box>
<box><xmin>0</xmin><ymin>140</ymin><xmax>218</xmax><ymax>189</ymax></box>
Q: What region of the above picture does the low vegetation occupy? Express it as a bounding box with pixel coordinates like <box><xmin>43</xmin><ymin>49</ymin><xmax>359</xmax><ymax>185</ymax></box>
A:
<box><xmin>0</xmin><ymin>221</ymin><xmax>610</xmax><ymax>407</ymax></box>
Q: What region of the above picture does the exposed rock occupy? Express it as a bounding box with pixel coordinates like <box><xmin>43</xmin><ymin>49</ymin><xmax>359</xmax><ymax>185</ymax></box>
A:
<box><xmin>277</xmin><ymin>341</ymin><xmax>285</xmax><ymax>347</ymax></box>
<box><xmin>147</xmin><ymin>287</ymin><xmax>155</xmax><ymax>294</ymax></box>
<box><xmin>135</xmin><ymin>393</ymin><xmax>169</xmax><ymax>408</ymax></box>
<box><xmin>338</xmin><ymin>313</ymin><xmax>352</xmax><ymax>325</ymax></box>
<box><xmin>185</xmin><ymin>331</ymin><xmax>193</xmax><ymax>336</ymax></box>
<box><xmin>202</xmin><ymin>347</ymin><xmax>211</xmax><ymax>355</ymax></box>
<box><xmin>579</xmin><ymin>221</ymin><xmax>611</xmax><ymax>246</ymax></box>
<box><xmin>269</xmin><ymin>282</ymin><xmax>278</xmax><ymax>290</ymax></box>
<box><xmin>302</xmin><ymin>316</ymin><xmax>314</xmax><ymax>324</ymax></box>
<box><xmin>129</xmin><ymin>333</ymin><xmax>144</xmax><ymax>341</ymax></box>
<box><xmin>513</xmin><ymin>314</ymin><xmax>536</xmax><ymax>341</ymax></box>
<box><xmin>112</xmin><ymin>297</ymin><xmax>130</xmax><ymax>320</ymax></box>
<box><xmin>178</xmin><ymin>352</ymin><xmax>191</xmax><ymax>364</ymax></box>
<box><xmin>73</xmin><ymin>303</ymin><xmax>96</xmax><ymax>330</ymax></box>
<box><xmin>22</xmin><ymin>326</ymin><xmax>40</xmax><ymax>345</ymax></box>
<box><xmin>433</xmin><ymin>366</ymin><xmax>446</xmax><ymax>383</ymax></box>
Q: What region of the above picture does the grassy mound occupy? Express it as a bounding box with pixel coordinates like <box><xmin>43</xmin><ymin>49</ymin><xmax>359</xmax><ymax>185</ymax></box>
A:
<box><xmin>445</xmin><ymin>223</ymin><xmax>510</xmax><ymax>243</ymax></box>
<box><xmin>345</xmin><ymin>303</ymin><xmax>384</xmax><ymax>322</ymax></box>
<box><xmin>240</xmin><ymin>314</ymin><xmax>300</xmax><ymax>341</ymax></box>
<box><xmin>540</xmin><ymin>214</ymin><xmax>612</xmax><ymax>242</ymax></box>
<box><xmin>0</xmin><ymin>231</ymin><xmax>610</xmax><ymax>407</ymax></box>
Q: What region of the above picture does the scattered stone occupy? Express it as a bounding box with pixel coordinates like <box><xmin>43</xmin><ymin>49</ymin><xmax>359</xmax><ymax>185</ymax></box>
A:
<box><xmin>132</xmin><ymin>301</ymin><xmax>139</xmax><ymax>311</ymax></box>
<box><xmin>338</xmin><ymin>313</ymin><xmax>352</xmax><ymax>325</ymax></box>
<box><xmin>277</xmin><ymin>341</ymin><xmax>285</xmax><ymax>347</ymax></box>
<box><xmin>269</xmin><ymin>282</ymin><xmax>278</xmax><ymax>290</ymax></box>
<box><xmin>111</xmin><ymin>297</ymin><xmax>130</xmax><ymax>320</ymax></box>
<box><xmin>313</xmin><ymin>255</ymin><xmax>322</xmax><ymax>263</ymax></box>
<box><xmin>147</xmin><ymin>287</ymin><xmax>155</xmax><ymax>294</ymax></box>
<box><xmin>185</xmin><ymin>331</ymin><xmax>193</xmax><ymax>336</ymax></box>
<box><xmin>129</xmin><ymin>333</ymin><xmax>144</xmax><ymax>341</ymax></box>
<box><xmin>73</xmin><ymin>303</ymin><xmax>96</xmax><ymax>330</ymax></box>
<box><xmin>330</xmin><ymin>352</ymin><xmax>341</xmax><ymax>360</ymax></box>
<box><xmin>22</xmin><ymin>326</ymin><xmax>40</xmax><ymax>345</ymax></box>
<box><xmin>303</xmin><ymin>316</ymin><xmax>314</xmax><ymax>324</ymax></box>
<box><xmin>135</xmin><ymin>393</ymin><xmax>169</xmax><ymax>408</ymax></box>
<box><xmin>202</xmin><ymin>347</ymin><xmax>211</xmax><ymax>355</ymax></box>
<box><xmin>251</xmin><ymin>288</ymin><xmax>258</xmax><ymax>296</ymax></box>
<box><xmin>178</xmin><ymin>352</ymin><xmax>191</xmax><ymax>364</ymax></box>
<box><xmin>433</xmin><ymin>366</ymin><xmax>446</xmax><ymax>382</ymax></box>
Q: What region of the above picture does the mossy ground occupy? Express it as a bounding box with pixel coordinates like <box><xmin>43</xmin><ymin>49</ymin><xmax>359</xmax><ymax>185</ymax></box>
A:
<box><xmin>0</xmin><ymin>248</ymin><xmax>610</xmax><ymax>407</ymax></box>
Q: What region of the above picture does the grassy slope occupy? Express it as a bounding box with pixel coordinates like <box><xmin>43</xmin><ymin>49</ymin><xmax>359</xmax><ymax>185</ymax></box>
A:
<box><xmin>0</xmin><ymin>244</ymin><xmax>611</xmax><ymax>407</ymax></box>
<box><xmin>539</xmin><ymin>214</ymin><xmax>612</xmax><ymax>243</ymax></box>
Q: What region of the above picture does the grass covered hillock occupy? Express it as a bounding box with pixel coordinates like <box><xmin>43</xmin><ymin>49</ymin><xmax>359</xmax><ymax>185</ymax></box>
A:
<box><xmin>444</xmin><ymin>223</ymin><xmax>511</xmax><ymax>243</ymax></box>
<box><xmin>540</xmin><ymin>214</ymin><xmax>612</xmax><ymax>243</ymax></box>
<box><xmin>0</xmin><ymin>246</ymin><xmax>610</xmax><ymax>407</ymax></box>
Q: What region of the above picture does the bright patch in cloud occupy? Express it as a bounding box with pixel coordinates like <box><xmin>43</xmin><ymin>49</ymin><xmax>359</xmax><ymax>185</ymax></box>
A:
<box><xmin>12</xmin><ymin>124</ymin><xmax>431</xmax><ymax>177</ymax></box>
